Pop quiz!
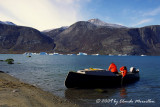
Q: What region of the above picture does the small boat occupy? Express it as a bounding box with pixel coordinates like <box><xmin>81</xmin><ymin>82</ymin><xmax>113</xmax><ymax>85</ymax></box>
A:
<box><xmin>65</xmin><ymin>68</ymin><xmax>140</xmax><ymax>88</ymax></box>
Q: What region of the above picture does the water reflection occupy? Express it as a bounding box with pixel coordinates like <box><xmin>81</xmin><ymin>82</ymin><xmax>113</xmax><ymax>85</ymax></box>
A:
<box><xmin>120</xmin><ymin>87</ymin><xmax>127</xmax><ymax>98</ymax></box>
<box><xmin>64</xmin><ymin>88</ymin><xmax>118</xmax><ymax>106</ymax></box>
<box><xmin>64</xmin><ymin>87</ymin><xmax>128</xmax><ymax>106</ymax></box>
<box><xmin>65</xmin><ymin>87</ymin><xmax>128</xmax><ymax>99</ymax></box>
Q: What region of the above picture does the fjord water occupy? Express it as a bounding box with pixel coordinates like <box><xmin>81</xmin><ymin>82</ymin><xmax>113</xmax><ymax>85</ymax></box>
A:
<box><xmin>0</xmin><ymin>54</ymin><xmax>159</xmax><ymax>106</ymax></box>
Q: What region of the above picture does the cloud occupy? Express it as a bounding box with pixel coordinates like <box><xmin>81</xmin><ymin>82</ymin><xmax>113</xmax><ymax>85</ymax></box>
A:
<box><xmin>0</xmin><ymin>0</ymin><xmax>89</xmax><ymax>30</ymax></box>
<box><xmin>54</xmin><ymin>0</ymin><xmax>80</xmax><ymax>4</ymax></box>
<box><xmin>143</xmin><ymin>7</ymin><xmax>160</xmax><ymax>16</ymax></box>
<box><xmin>132</xmin><ymin>18</ymin><xmax>153</xmax><ymax>26</ymax></box>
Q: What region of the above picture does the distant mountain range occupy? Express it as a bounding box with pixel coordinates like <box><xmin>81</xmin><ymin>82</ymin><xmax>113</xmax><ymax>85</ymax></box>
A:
<box><xmin>1</xmin><ymin>19</ymin><xmax>160</xmax><ymax>55</ymax></box>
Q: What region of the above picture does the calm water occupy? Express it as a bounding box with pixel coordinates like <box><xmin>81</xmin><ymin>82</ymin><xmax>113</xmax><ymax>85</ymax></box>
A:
<box><xmin>0</xmin><ymin>54</ymin><xmax>159</xmax><ymax>107</ymax></box>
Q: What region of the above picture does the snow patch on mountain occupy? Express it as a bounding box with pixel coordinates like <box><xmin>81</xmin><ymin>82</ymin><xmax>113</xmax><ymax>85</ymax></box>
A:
<box><xmin>88</xmin><ymin>19</ymin><xmax>127</xmax><ymax>28</ymax></box>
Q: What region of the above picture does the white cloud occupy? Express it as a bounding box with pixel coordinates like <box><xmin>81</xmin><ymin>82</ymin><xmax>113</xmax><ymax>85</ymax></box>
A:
<box><xmin>143</xmin><ymin>7</ymin><xmax>160</xmax><ymax>16</ymax></box>
<box><xmin>54</xmin><ymin>0</ymin><xmax>79</xmax><ymax>4</ymax></box>
<box><xmin>132</xmin><ymin>18</ymin><xmax>153</xmax><ymax>26</ymax></box>
<box><xmin>0</xmin><ymin>0</ymin><xmax>88</xmax><ymax>30</ymax></box>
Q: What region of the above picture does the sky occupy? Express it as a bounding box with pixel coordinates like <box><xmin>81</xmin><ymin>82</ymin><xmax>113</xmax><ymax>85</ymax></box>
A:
<box><xmin>0</xmin><ymin>0</ymin><xmax>160</xmax><ymax>31</ymax></box>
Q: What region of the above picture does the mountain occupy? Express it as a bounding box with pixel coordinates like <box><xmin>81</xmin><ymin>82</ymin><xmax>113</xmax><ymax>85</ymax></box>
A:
<box><xmin>42</xmin><ymin>26</ymin><xmax>68</xmax><ymax>39</ymax></box>
<box><xmin>1</xmin><ymin>19</ymin><xmax>160</xmax><ymax>55</ymax></box>
<box><xmin>48</xmin><ymin>21</ymin><xmax>160</xmax><ymax>55</ymax></box>
<box><xmin>0</xmin><ymin>21</ymin><xmax>16</xmax><ymax>26</ymax></box>
<box><xmin>43</xmin><ymin>26</ymin><xmax>68</xmax><ymax>33</ymax></box>
<box><xmin>88</xmin><ymin>19</ymin><xmax>127</xmax><ymax>28</ymax></box>
<box><xmin>0</xmin><ymin>23</ymin><xmax>55</xmax><ymax>54</ymax></box>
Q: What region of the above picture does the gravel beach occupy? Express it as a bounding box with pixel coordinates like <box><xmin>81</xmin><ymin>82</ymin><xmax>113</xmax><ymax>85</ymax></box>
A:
<box><xmin>0</xmin><ymin>71</ymin><xmax>78</xmax><ymax>107</ymax></box>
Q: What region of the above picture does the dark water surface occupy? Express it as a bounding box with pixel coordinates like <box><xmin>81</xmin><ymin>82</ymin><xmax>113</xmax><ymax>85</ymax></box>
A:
<box><xmin>0</xmin><ymin>54</ymin><xmax>159</xmax><ymax>107</ymax></box>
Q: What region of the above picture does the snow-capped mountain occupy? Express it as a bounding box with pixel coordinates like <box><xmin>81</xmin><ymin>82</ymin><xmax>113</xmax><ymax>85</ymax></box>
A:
<box><xmin>88</xmin><ymin>19</ymin><xmax>127</xmax><ymax>28</ymax></box>
<box><xmin>0</xmin><ymin>21</ymin><xmax>16</xmax><ymax>26</ymax></box>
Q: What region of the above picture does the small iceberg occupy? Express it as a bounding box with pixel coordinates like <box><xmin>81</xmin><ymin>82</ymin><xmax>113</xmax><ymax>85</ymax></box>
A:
<box><xmin>92</xmin><ymin>54</ymin><xmax>99</xmax><ymax>56</ymax></box>
<box><xmin>23</xmin><ymin>52</ymin><xmax>32</xmax><ymax>56</ymax></box>
<box><xmin>23</xmin><ymin>52</ymin><xmax>29</xmax><ymax>55</ymax></box>
<box><xmin>118</xmin><ymin>54</ymin><xmax>122</xmax><ymax>56</ymax></box>
<box><xmin>77</xmin><ymin>52</ymin><xmax>87</xmax><ymax>55</ymax></box>
<box><xmin>67</xmin><ymin>54</ymin><xmax>73</xmax><ymax>56</ymax></box>
<box><xmin>48</xmin><ymin>52</ymin><xmax>59</xmax><ymax>55</ymax></box>
<box><xmin>67</xmin><ymin>54</ymin><xmax>76</xmax><ymax>56</ymax></box>
<box><xmin>121</xmin><ymin>54</ymin><xmax>128</xmax><ymax>56</ymax></box>
<box><xmin>108</xmin><ymin>54</ymin><xmax>113</xmax><ymax>56</ymax></box>
<box><xmin>40</xmin><ymin>52</ymin><xmax>48</xmax><ymax>55</ymax></box>
<box><xmin>141</xmin><ymin>54</ymin><xmax>146</xmax><ymax>56</ymax></box>
<box><xmin>48</xmin><ymin>53</ymin><xmax>54</xmax><ymax>55</ymax></box>
<box><xmin>53</xmin><ymin>52</ymin><xmax>59</xmax><ymax>55</ymax></box>
<box><xmin>32</xmin><ymin>53</ymin><xmax>40</xmax><ymax>55</ymax></box>
<box><xmin>23</xmin><ymin>52</ymin><xmax>39</xmax><ymax>55</ymax></box>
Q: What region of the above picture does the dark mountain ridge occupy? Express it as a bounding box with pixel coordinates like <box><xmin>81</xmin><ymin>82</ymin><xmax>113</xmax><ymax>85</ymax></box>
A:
<box><xmin>1</xmin><ymin>19</ymin><xmax>160</xmax><ymax>55</ymax></box>
<box><xmin>45</xmin><ymin>21</ymin><xmax>160</xmax><ymax>55</ymax></box>
<box><xmin>0</xmin><ymin>23</ymin><xmax>55</xmax><ymax>54</ymax></box>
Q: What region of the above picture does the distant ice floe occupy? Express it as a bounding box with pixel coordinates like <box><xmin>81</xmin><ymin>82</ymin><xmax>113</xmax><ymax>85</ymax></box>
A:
<box><xmin>23</xmin><ymin>52</ymin><xmax>146</xmax><ymax>56</ymax></box>
<box><xmin>108</xmin><ymin>54</ymin><xmax>128</xmax><ymax>56</ymax></box>
<box><xmin>141</xmin><ymin>54</ymin><xmax>146</xmax><ymax>56</ymax></box>
<box><xmin>23</xmin><ymin>52</ymin><xmax>62</xmax><ymax>55</ymax></box>
<box><xmin>67</xmin><ymin>54</ymin><xmax>75</xmax><ymax>56</ymax></box>
<box><xmin>92</xmin><ymin>54</ymin><xmax>99</xmax><ymax>56</ymax></box>
<box><xmin>77</xmin><ymin>52</ymin><xmax>87</xmax><ymax>55</ymax></box>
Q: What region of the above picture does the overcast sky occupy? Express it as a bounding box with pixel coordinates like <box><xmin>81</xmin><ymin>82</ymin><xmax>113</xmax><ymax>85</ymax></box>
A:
<box><xmin>0</xmin><ymin>0</ymin><xmax>160</xmax><ymax>31</ymax></box>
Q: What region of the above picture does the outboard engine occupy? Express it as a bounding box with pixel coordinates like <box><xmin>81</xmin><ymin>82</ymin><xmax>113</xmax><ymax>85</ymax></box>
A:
<box><xmin>136</xmin><ymin>69</ymin><xmax>139</xmax><ymax>72</ymax></box>
<box><xmin>130</xmin><ymin>67</ymin><xmax>137</xmax><ymax>73</ymax></box>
